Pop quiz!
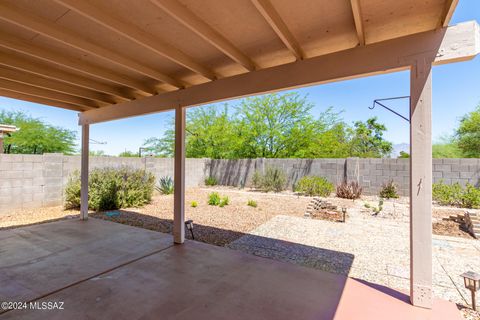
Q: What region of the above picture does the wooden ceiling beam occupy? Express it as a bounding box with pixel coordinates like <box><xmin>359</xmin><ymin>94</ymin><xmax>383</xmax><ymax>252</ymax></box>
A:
<box><xmin>0</xmin><ymin>66</ymin><xmax>113</xmax><ymax>106</ymax></box>
<box><xmin>79</xmin><ymin>21</ymin><xmax>480</xmax><ymax>125</ymax></box>
<box><xmin>151</xmin><ymin>0</ymin><xmax>256</xmax><ymax>72</ymax></box>
<box><xmin>0</xmin><ymin>89</ymin><xmax>90</xmax><ymax>112</ymax></box>
<box><xmin>0</xmin><ymin>2</ymin><xmax>183</xmax><ymax>89</ymax></box>
<box><xmin>0</xmin><ymin>78</ymin><xmax>100</xmax><ymax>109</ymax></box>
<box><xmin>0</xmin><ymin>33</ymin><xmax>155</xmax><ymax>96</ymax></box>
<box><xmin>55</xmin><ymin>0</ymin><xmax>216</xmax><ymax>81</ymax></box>
<box><xmin>440</xmin><ymin>0</ymin><xmax>459</xmax><ymax>27</ymax></box>
<box><xmin>350</xmin><ymin>0</ymin><xmax>366</xmax><ymax>46</ymax></box>
<box><xmin>251</xmin><ymin>0</ymin><xmax>304</xmax><ymax>60</ymax></box>
<box><xmin>0</xmin><ymin>51</ymin><xmax>132</xmax><ymax>102</ymax></box>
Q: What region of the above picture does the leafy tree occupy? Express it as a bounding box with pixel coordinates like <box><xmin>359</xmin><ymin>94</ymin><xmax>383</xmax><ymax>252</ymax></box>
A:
<box><xmin>143</xmin><ymin>93</ymin><xmax>394</xmax><ymax>159</ymax></box>
<box><xmin>348</xmin><ymin>117</ymin><xmax>393</xmax><ymax>157</ymax></box>
<box><xmin>398</xmin><ymin>151</ymin><xmax>410</xmax><ymax>158</ymax></box>
<box><xmin>296</xmin><ymin>109</ymin><xmax>350</xmax><ymax>158</ymax></box>
<box><xmin>0</xmin><ymin>110</ymin><xmax>76</xmax><ymax>154</ymax></box>
<box><xmin>235</xmin><ymin>93</ymin><xmax>316</xmax><ymax>158</ymax></box>
<box><xmin>456</xmin><ymin>105</ymin><xmax>480</xmax><ymax>157</ymax></box>
<box><xmin>118</xmin><ymin>150</ymin><xmax>139</xmax><ymax>157</ymax></box>
<box><xmin>432</xmin><ymin>135</ymin><xmax>463</xmax><ymax>158</ymax></box>
<box><xmin>143</xmin><ymin>105</ymin><xmax>240</xmax><ymax>158</ymax></box>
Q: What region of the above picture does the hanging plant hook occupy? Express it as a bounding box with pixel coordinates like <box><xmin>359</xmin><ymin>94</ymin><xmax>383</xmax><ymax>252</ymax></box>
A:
<box><xmin>369</xmin><ymin>96</ymin><xmax>410</xmax><ymax>122</ymax></box>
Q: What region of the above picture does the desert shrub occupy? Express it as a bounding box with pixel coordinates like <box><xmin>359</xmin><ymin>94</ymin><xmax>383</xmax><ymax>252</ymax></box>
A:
<box><xmin>64</xmin><ymin>167</ymin><xmax>155</xmax><ymax>211</ymax></box>
<box><xmin>247</xmin><ymin>200</ymin><xmax>258</xmax><ymax>207</ymax></box>
<box><xmin>191</xmin><ymin>201</ymin><xmax>198</xmax><ymax>208</ymax></box>
<box><xmin>208</xmin><ymin>192</ymin><xmax>221</xmax><ymax>206</ymax></box>
<box><xmin>336</xmin><ymin>181</ymin><xmax>362</xmax><ymax>199</ymax></box>
<box><xmin>295</xmin><ymin>176</ymin><xmax>334</xmax><ymax>197</ymax></box>
<box><xmin>204</xmin><ymin>176</ymin><xmax>218</xmax><ymax>186</ymax></box>
<box><xmin>251</xmin><ymin>167</ymin><xmax>286</xmax><ymax>192</ymax></box>
<box><xmin>252</xmin><ymin>171</ymin><xmax>263</xmax><ymax>189</ymax></box>
<box><xmin>432</xmin><ymin>181</ymin><xmax>463</xmax><ymax>206</ymax></box>
<box><xmin>461</xmin><ymin>184</ymin><xmax>480</xmax><ymax>209</ymax></box>
<box><xmin>156</xmin><ymin>176</ymin><xmax>174</xmax><ymax>195</ymax></box>
<box><xmin>219</xmin><ymin>196</ymin><xmax>229</xmax><ymax>207</ymax></box>
<box><xmin>379</xmin><ymin>180</ymin><xmax>399</xmax><ymax>199</ymax></box>
<box><xmin>432</xmin><ymin>181</ymin><xmax>480</xmax><ymax>209</ymax></box>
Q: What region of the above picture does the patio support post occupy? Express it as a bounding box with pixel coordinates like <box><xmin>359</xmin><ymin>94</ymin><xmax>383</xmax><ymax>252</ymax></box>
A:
<box><xmin>80</xmin><ymin>123</ymin><xmax>89</xmax><ymax>220</ymax></box>
<box><xmin>409</xmin><ymin>59</ymin><xmax>433</xmax><ymax>308</ymax></box>
<box><xmin>173</xmin><ymin>105</ymin><xmax>185</xmax><ymax>244</ymax></box>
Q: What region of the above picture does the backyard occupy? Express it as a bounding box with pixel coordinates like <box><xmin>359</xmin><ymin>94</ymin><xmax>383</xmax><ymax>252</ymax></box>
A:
<box><xmin>2</xmin><ymin>184</ymin><xmax>479</xmax><ymax>320</ymax></box>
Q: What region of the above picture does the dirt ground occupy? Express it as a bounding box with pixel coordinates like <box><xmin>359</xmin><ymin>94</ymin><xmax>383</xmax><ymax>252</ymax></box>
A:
<box><xmin>92</xmin><ymin>187</ymin><xmax>311</xmax><ymax>246</ymax></box>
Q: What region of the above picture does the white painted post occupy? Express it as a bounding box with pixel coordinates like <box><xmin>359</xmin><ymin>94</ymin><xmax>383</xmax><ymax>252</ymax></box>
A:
<box><xmin>409</xmin><ymin>60</ymin><xmax>433</xmax><ymax>308</ymax></box>
<box><xmin>80</xmin><ymin>124</ymin><xmax>89</xmax><ymax>221</ymax></box>
<box><xmin>173</xmin><ymin>106</ymin><xmax>185</xmax><ymax>244</ymax></box>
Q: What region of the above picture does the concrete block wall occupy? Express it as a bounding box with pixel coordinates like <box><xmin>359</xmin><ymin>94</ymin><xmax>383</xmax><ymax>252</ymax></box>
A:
<box><xmin>432</xmin><ymin>158</ymin><xmax>480</xmax><ymax>186</ymax></box>
<box><xmin>1</xmin><ymin>154</ymin><xmax>479</xmax><ymax>212</ymax></box>
<box><xmin>0</xmin><ymin>154</ymin><xmax>207</xmax><ymax>213</ymax></box>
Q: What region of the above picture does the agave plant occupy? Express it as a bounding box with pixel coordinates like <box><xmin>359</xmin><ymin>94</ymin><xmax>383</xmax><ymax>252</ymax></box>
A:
<box><xmin>156</xmin><ymin>176</ymin><xmax>174</xmax><ymax>195</ymax></box>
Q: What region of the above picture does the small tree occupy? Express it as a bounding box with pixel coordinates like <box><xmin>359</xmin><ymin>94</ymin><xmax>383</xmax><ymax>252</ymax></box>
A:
<box><xmin>348</xmin><ymin>117</ymin><xmax>393</xmax><ymax>158</ymax></box>
<box><xmin>0</xmin><ymin>110</ymin><xmax>76</xmax><ymax>154</ymax></box>
<box><xmin>456</xmin><ymin>105</ymin><xmax>480</xmax><ymax>157</ymax></box>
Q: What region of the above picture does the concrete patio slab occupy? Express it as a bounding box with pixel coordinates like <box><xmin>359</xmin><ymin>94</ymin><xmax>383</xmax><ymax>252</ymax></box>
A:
<box><xmin>0</xmin><ymin>218</ymin><xmax>173</xmax><ymax>304</ymax></box>
<box><xmin>0</xmin><ymin>219</ymin><xmax>461</xmax><ymax>319</ymax></box>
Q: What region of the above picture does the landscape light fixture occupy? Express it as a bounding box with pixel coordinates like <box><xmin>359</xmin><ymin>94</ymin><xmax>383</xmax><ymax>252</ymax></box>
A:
<box><xmin>185</xmin><ymin>220</ymin><xmax>194</xmax><ymax>240</ymax></box>
<box><xmin>461</xmin><ymin>271</ymin><xmax>480</xmax><ymax>311</ymax></box>
<box><xmin>341</xmin><ymin>207</ymin><xmax>347</xmax><ymax>223</ymax></box>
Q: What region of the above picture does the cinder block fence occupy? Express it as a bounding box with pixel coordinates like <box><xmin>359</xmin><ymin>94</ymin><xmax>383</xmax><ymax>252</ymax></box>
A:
<box><xmin>0</xmin><ymin>154</ymin><xmax>479</xmax><ymax>213</ymax></box>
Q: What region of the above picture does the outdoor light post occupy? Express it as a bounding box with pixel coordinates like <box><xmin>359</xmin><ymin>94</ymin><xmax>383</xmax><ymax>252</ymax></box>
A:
<box><xmin>185</xmin><ymin>220</ymin><xmax>194</xmax><ymax>240</ymax></box>
<box><xmin>341</xmin><ymin>207</ymin><xmax>347</xmax><ymax>223</ymax></box>
<box><xmin>461</xmin><ymin>271</ymin><xmax>480</xmax><ymax>311</ymax></box>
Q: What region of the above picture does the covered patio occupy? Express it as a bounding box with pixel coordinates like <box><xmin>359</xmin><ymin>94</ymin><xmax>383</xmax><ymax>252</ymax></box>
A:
<box><xmin>0</xmin><ymin>0</ymin><xmax>479</xmax><ymax>318</ymax></box>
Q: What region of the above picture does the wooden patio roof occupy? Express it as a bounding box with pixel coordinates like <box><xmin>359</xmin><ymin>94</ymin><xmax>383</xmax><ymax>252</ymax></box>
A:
<box><xmin>0</xmin><ymin>0</ymin><xmax>467</xmax><ymax>117</ymax></box>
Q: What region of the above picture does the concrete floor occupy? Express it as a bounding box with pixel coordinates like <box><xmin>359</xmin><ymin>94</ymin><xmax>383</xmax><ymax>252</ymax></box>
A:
<box><xmin>0</xmin><ymin>218</ymin><xmax>461</xmax><ymax>320</ymax></box>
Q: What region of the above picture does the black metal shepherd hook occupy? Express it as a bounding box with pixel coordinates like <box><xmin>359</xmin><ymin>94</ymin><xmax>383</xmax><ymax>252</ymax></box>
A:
<box><xmin>369</xmin><ymin>96</ymin><xmax>410</xmax><ymax>122</ymax></box>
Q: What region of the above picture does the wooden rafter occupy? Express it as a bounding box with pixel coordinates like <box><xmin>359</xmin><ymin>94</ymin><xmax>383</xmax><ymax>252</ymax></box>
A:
<box><xmin>0</xmin><ymin>78</ymin><xmax>100</xmax><ymax>109</ymax></box>
<box><xmin>251</xmin><ymin>0</ymin><xmax>304</xmax><ymax>60</ymax></box>
<box><xmin>79</xmin><ymin>22</ymin><xmax>480</xmax><ymax>125</ymax></box>
<box><xmin>0</xmin><ymin>2</ymin><xmax>183</xmax><ymax>89</ymax></box>
<box><xmin>0</xmin><ymin>66</ymin><xmax>114</xmax><ymax>106</ymax></box>
<box><xmin>350</xmin><ymin>0</ymin><xmax>366</xmax><ymax>46</ymax></box>
<box><xmin>0</xmin><ymin>33</ymin><xmax>155</xmax><ymax>96</ymax></box>
<box><xmin>440</xmin><ymin>0</ymin><xmax>459</xmax><ymax>27</ymax></box>
<box><xmin>55</xmin><ymin>0</ymin><xmax>216</xmax><ymax>81</ymax></box>
<box><xmin>0</xmin><ymin>89</ymin><xmax>90</xmax><ymax>112</ymax></box>
<box><xmin>151</xmin><ymin>0</ymin><xmax>256</xmax><ymax>72</ymax></box>
<box><xmin>0</xmin><ymin>51</ymin><xmax>132</xmax><ymax>102</ymax></box>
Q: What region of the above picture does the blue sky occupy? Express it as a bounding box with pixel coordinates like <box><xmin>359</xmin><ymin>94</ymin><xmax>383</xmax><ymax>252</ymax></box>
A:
<box><xmin>1</xmin><ymin>1</ymin><xmax>479</xmax><ymax>155</ymax></box>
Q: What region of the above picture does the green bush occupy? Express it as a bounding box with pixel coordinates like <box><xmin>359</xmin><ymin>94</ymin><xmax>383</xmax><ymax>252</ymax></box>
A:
<box><xmin>208</xmin><ymin>192</ymin><xmax>221</xmax><ymax>206</ymax></box>
<box><xmin>219</xmin><ymin>196</ymin><xmax>229</xmax><ymax>207</ymax></box>
<box><xmin>295</xmin><ymin>176</ymin><xmax>334</xmax><ymax>197</ymax></box>
<box><xmin>247</xmin><ymin>200</ymin><xmax>258</xmax><ymax>207</ymax></box>
<box><xmin>379</xmin><ymin>180</ymin><xmax>399</xmax><ymax>199</ymax></box>
<box><xmin>64</xmin><ymin>167</ymin><xmax>155</xmax><ymax>211</ymax></box>
<box><xmin>461</xmin><ymin>184</ymin><xmax>480</xmax><ymax>209</ymax></box>
<box><xmin>156</xmin><ymin>176</ymin><xmax>174</xmax><ymax>195</ymax></box>
<box><xmin>191</xmin><ymin>201</ymin><xmax>198</xmax><ymax>208</ymax></box>
<box><xmin>432</xmin><ymin>181</ymin><xmax>463</xmax><ymax>206</ymax></box>
<box><xmin>432</xmin><ymin>180</ymin><xmax>480</xmax><ymax>209</ymax></box>
<box><xmin>252</xmin><ymin>167</ymin><xmax>286</xmax><ymax>192</ymax></box>
<box><xmin>204</xmin><ymin>176</ymin><xmax>218</xmax><ymax>186</ymax></box>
